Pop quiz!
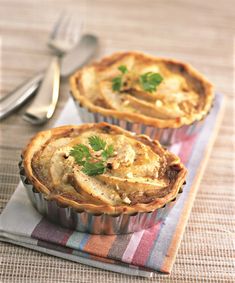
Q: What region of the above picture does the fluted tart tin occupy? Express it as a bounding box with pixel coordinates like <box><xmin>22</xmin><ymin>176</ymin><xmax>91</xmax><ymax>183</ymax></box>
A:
<box><xmin>69</xmin><ymin>51</ymin><xmax>214</xmax><ymax>145</ymax></box>
<box><xmin>19</xmin><ymin>159</ymin><xmax>183</xmax><ymax>235</ymax></box>
<box><xmin>73</xmin><ymin>100</ymin><xmax>205</xmax><ymax>145</ymax></box>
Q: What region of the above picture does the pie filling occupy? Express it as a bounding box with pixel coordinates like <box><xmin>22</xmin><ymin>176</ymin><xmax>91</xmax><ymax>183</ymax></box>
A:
<box><xmin>30</xmin><ymin>124</ymin><xmax>186</xmax><ymax>208</ymax></box>
<box><xmin>72</xmin><ymin>52</ymin><xmax>213</xmax><ymax>127</ymax></box>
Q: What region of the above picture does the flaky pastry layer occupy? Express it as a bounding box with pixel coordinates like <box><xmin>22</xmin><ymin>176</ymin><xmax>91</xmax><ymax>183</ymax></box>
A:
<box><xmin>70</xmin><ymin>51</ymin><xmax>214</xmax><ymax>128</ymax></box>
<box><xmin>22</xmin><ymin>123</ymin><xmax>187</xmax><ymax>214</ymax></box>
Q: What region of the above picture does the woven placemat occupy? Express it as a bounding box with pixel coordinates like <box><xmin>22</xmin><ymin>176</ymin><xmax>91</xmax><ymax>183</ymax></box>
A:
<box><xmin>1</xmin><ymin>92</ymin><xmax>233</xmax><ymax>282</ymax></box>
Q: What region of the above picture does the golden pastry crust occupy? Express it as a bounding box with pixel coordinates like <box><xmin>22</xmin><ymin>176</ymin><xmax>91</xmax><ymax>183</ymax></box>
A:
<box><xmin>70</xmin><ymin>51</ymin><xmax>214</xmax><ymax>128</ymax></box>
<box><xmin>22</xmin><ymin>123</ymin><xmax>187</xmax><ymax>214</ymax></box>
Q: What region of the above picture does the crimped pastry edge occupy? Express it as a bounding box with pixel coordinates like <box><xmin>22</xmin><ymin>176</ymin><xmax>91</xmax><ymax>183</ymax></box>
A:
<box><xmin>70</xmin><ymin>51</ymin><xmax>214</xmax><ymax>129</ymax></box>
<box><xmin>19</xmin><ymin>162</ymin><xmax>182</xmax><ymax>234</ymax></box>
<box><xmin>74</xmin><ymin>100</ymin><xmax>207</xmax><ymax>145</ymax></box>
<box><xmin>22</xmin><ymin>122</ymin><xmax>187</xmax><ymax>214</ymax></box>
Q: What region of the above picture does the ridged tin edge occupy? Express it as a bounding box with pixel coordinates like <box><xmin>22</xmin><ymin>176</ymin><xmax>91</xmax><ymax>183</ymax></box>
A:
<box><xmin>19</xmin><ymin>159</ymin><xmax>182</xmax><ymax>235</ymax></box>
<box><xmin>73</xmin><ymin>100</ymin><xmax>205</xmax><ymax>145</ymax></box>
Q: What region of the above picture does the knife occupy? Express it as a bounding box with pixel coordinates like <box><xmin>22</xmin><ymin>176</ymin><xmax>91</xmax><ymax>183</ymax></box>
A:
<box><xmin>22</xmin><ymin>56</ymin><xmax>60</xmax><ymax>125</ymax></box>
<box><xmin>0</xmin><ymin>34</ymin><xmax>98</xmax><ymax>120</ymax></box>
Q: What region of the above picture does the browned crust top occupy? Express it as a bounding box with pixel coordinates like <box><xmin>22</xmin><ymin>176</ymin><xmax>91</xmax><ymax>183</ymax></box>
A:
<box><xmin>70</xmin><ymin>51</ymin><xmax>214</xmax><ymax>128</ymax></box>
<box><xmin>22</xmin><ymin>123</ymin><xmax>187</xmax><ymax>214</ymax></box>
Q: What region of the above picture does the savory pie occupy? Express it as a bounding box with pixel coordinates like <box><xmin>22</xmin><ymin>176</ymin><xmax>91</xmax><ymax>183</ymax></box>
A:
<box><xmin>70</xmin><ymin>51</ymin><xmax>214</xmax><ymax>128</ymax></box>
<box><xmin>22</xmin><ymin>123</ymin><xmax>187</xmax><ymax>214</ymax></box>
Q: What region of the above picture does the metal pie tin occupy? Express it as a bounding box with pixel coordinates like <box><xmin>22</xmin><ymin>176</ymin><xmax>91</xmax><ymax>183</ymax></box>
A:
<box><xmin>73</xmin><ymin>100</ymin><xmax>204</xmax><ymax>145</ymax></box>
<box><xmin>19</xmin><ymin>159</ymin><xmax>182</xmax><ymax>235</ymax></box>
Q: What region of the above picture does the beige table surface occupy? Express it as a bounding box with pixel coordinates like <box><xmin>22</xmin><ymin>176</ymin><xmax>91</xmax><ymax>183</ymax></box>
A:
<box><xmin>0</xmin><ymin>0</ymin><xmax>234</xmax><ymax>282</ymax></box>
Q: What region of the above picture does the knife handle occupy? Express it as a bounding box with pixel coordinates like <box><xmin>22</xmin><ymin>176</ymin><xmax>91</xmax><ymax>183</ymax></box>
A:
<box><xmin>23</xmin><ymin>56</ymin><xmax>60</xmax><ymax>125</ymax></box>
<box><xmin>0</xmin><ymin>72</ymin><xmax>43</xmax><ymax>120</ymax></box>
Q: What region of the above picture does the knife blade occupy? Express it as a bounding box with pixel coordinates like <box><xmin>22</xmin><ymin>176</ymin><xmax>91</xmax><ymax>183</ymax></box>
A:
<box><xmin>0</xmin><ymin>34</ymin><xmax>98</xmax><ymax>120</ymax></box>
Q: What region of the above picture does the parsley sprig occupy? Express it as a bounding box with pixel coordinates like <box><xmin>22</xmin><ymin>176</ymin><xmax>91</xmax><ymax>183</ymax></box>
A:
<box><xmin>139</xmin><ymin>72</ymin><xmax>163</xmax><ymax>93</ymax></box>
<box><xmin>88</xmin><ymin>135</ymin><xmax>106</xmax><ymax>151</ymax></box>
<box><xmin>70</xmin><ymin>136</ymin><xmax>114</xmax><ymax>176</ymax></box>
<box><xmin>111</xmin><ymin>64</ymin><xmax>163</xmax><ymax>93</ymax></box>
<box><xmin>70</xmin><ymin>144</ymin><xmax>91</xmax><ymax>165</ymax></box>
<box><xmin>118</xmin><ymin>65</ymin><xmax>128</xmax><ymax>74</ymax></box>
<box><xmin>82</xmin><ymin>161</ymin><xmax>106</xmax><ymax>176</ymax></box>
<box><xmin>112</xmin><ymin>65</ymin><xmax>129</xmax><ymax>91</ymax></box>
<box><xmin>102</xmin><ymin>144</ymin><xmax>114</xmax><ymax>160</ymax></box>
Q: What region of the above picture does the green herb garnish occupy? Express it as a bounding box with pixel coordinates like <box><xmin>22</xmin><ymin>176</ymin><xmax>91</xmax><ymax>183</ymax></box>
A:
<box><xmin>112</xmin><ymin>76</ymin><xmax>122</xmax><ymax>91</ymax></box>
<box><xmin>112</xmin><ymin>65</ymin><xmax>129</xmax><ymax>91</ymax></box>
<box><xmin>82</xmin><ymin>161</ymin><xmax>106</xmax><ymax>176</ymax></box>
<box><xmin>88</xmin><ymin>135</ymin><xmax>106</xmax><ymax>151</ymax></box>
<box><xmin>112</xmin><ymin>65</ymin><xmax>163</xmax><ymax>93</ymax></box>
<box><xmin>102</xmin><ymin>144</ymin><xmax>114</xmax><ymax>160</ymax></box>
<box><xmin>70</xmin><ymin>144</ymin><xmax>91</xmax><ymax>165</ymax></box>
<box><xmin>139</xmin><ymin>72</ymin><xmax>163</xmax><ymax>93</ymax></box>
<box><xmin>118</xmin><ymin>65</ymin><xmax>128</xmax><ymax>74</ymax></box>
<box><xmin>70</xmin><ymin>136</ymin><xmax>114</xmax><ymax>176</ymax></box>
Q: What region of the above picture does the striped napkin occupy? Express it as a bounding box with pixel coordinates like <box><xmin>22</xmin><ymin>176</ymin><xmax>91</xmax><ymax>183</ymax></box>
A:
<box><xmin>0</xmin><ymin>93</ymin><xmax>224</xmax><ymax>278</ymax></box>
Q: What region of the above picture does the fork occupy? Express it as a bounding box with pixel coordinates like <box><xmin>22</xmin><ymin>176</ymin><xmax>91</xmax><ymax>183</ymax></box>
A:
<box><xmin>0</xmin><ymin>12</ymin><xmax>81</xmax><ymax>121</ymax></box>
<box><xmin>22</xmin><ymin>12</ymin><xmax>81</xmax><ymax>125</ymax></box>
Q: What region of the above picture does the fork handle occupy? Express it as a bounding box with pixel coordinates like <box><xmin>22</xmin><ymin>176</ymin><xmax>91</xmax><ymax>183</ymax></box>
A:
<box><xmin>0</xmin><ymin>72</ymin><xmax>43</xmax><ymax>120</ymax></box>
<box><xmin>23</xmin><ymin>56</ymin><xmax>60</xmax><ymax>125</ymax></box>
